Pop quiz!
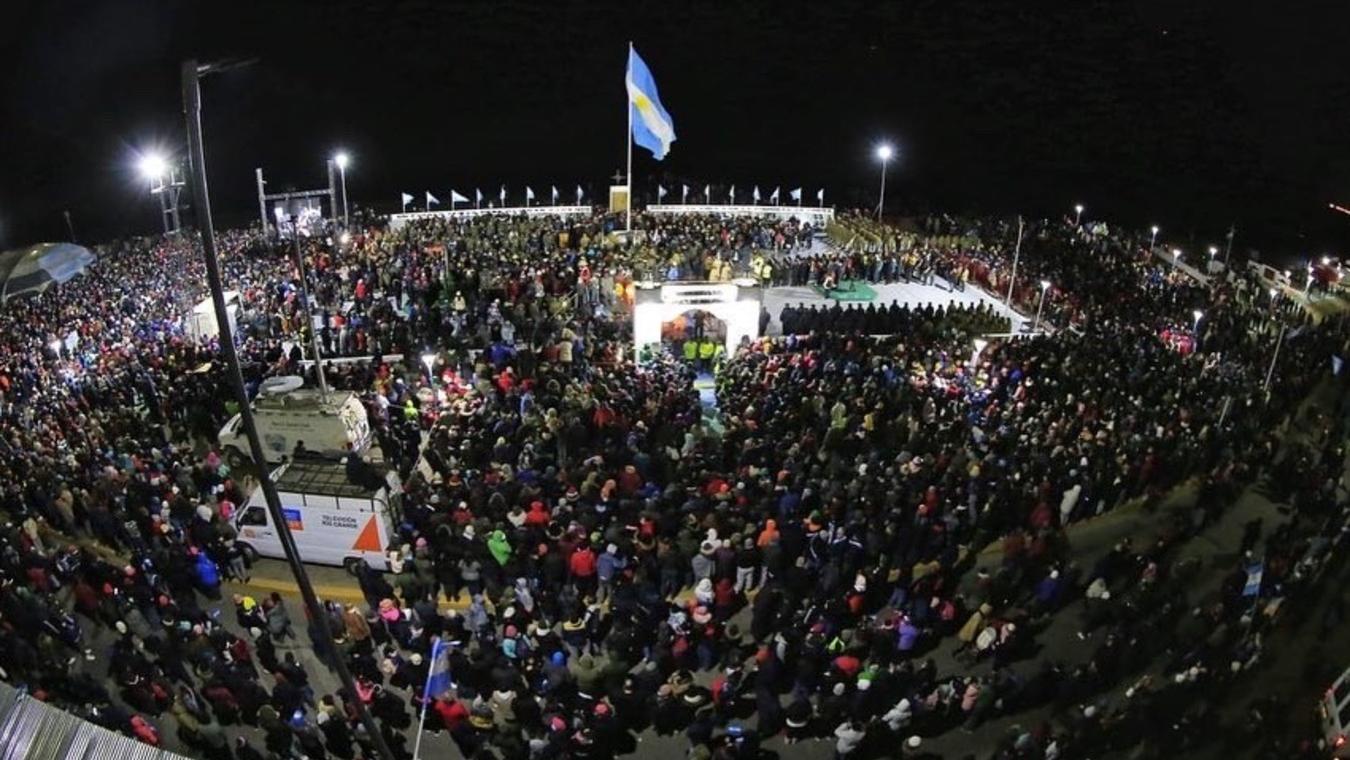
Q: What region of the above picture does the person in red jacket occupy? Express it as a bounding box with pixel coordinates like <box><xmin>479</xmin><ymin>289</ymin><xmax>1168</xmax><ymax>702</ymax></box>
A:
<box><xmin>524</xmin><ymin>500</ymin><xmax>551</xmax><ymax>528</ymax></box>
<box><xmin>569</xmin><ymin>542</ymin><xmax>598</xmax><ymax>598</ymax></box>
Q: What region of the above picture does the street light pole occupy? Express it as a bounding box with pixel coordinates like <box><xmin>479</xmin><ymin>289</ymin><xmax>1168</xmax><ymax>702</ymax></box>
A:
<box><xmin>181</xmin><ymin>58</ymin><xmax>394</xmax><ymax>760</ymax></box>
<box><xmin>1073</xmin><ymin>204</ymin><xmax>1083</xmax><ymax>226</ymax></box>
<box><xmin>1033</xmin><ymin>280</ymin><xmax>1050</xmax><ymax>332</ymax></box>
<box><xmin>1149</xmin><ymin>225</ymin><xmax>1158</xmax><ymax>255</ymax></box>
<box><xmin>1004</xmin><ymin>215</ymin><xmax>1023</xmax><ymax>311</ymax></box>
<box><xmin>875</xmin><ymin>144</ymin><xmax>893</xmax><ymax>221</ymax></box>
<box><xmin>335</xmin><ymin>152</ymin><xmax>351</xmax><ymax>228</ymax></box>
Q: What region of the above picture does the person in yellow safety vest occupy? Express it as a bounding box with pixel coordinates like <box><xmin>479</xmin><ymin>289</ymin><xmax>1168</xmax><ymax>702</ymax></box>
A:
<box><xmin>682</xmin><ymin>339</ymin><xmax>698</xmax><ymax>362</ymax></box>
<box><xmin>698</xmin><ymin>339</ymin><xmax>716</xmax><ymax>363</ymax></box>
<box><xmin>752</xmin><ymin>253</ymin><xmax>772</xmax><ymax>284</ymax></box>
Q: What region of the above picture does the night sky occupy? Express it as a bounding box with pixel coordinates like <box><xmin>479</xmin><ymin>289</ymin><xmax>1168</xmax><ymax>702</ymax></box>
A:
<box><xmin>2</xmin><ymin>1</ymin><xmax>1349</xmax><ymax>264</ymax></box>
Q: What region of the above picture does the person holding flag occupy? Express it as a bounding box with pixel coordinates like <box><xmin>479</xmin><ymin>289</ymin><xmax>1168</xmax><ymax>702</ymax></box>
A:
<box><xmin>413</xmin><ymin>637</ymin><xmax>455</xmax><ymax>760</ymax></box>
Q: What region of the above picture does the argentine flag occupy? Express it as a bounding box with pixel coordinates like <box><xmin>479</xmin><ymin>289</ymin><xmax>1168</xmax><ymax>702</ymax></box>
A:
<box><xmin>423</xmin><ymin>637</ymin><xmax>454</xmax><ymax>702</ymax></box>
<box><xmin>627</xmin><ymin>46</ymin><xmax>676</xmax><ymax>160</ymax></box>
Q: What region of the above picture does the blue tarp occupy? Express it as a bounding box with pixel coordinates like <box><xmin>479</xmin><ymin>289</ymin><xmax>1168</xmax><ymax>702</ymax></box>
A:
<box><xmin>0</xmin><ymin>242</ymin><xmax>95</xmax><ymax>302</ymax></box>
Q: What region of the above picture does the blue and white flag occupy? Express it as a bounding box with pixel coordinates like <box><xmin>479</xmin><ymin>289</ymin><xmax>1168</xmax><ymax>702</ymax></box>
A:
<box><xmin>525</xmin><ymin>186</ymin><xmax>535</xmax><ymax>203</ymax></box>
<box><xmin>475</xmin><ymin>188</ymin><xmax>483</xmax><ymax>205</ymax></box>
<box><xmin>729</xmin><ymin>185</ymin><xmax>736</xmax><ymax>203</ymax></box>
<box><xmin>450</xmin><ymin>190</ymin><xmax>469</xmax><ymax>205</ymax></box>
<box><xmin>401</xmin><ymin>192</ymin><xmax>413</xmax><ymax>211</ymax></box>
<box><xmin>752</xmin><ymin>186</ymin><xmax>760</xmax><ymax>203</ymax></box>
<box><xmin>551</xmin><ymin>185</ymin><xmax>559</xmax><ymax>203</ymax></box>
<box><xmin>426</xmin><ymin>191</ymin><xmax>440</xmax><ymax>207</ymax></box>
<box><xmin>576</xmin><ymin>185</ymin><xmax>585</xmax><ymax>204</ymax></box>
<box><xmin>790</xmin><ymin>187</ymin><xmax>802</xmax><ymax>202</ymax></box>
<box><xmin>1243</xmin><ymin>561</ymin><xmax>1264</xmax><ymax>597</ymax></box>
<box><xmin>704</xmin><ymin>185</ymin><xmax>711</xmax><ymax>202</ymax></box>
<box><xmin>682</xmin><ymin>184</ymin><xmax>689</xmax><ymax>203</ymax></box>
<box><xmin>770</xmin><ymin>187</ymin><xmax>780</xmax><ymax>205</ymax></box>
<box><xmin>627</xmin><ymin>46</ymin><xmax>676</xmax><ymax>160</ymax></box>
<box><xmin>817</xmin><ymin>188</ymin><xmax>825</xmax><ymax>206</ymax></box>
<box><xmin>657</xmin><ymin>185</ymin><xmax>667</xmax><ymax>199</ymax></box>
<box><xmin>423</xmin><ymin>637</ymin><xmax>454</xmax><ymax>702</ymax></box>
<box><xmin>499</xmin><ymin>185</ymin><xmax>507</xmax><ymax>203</ymax></box>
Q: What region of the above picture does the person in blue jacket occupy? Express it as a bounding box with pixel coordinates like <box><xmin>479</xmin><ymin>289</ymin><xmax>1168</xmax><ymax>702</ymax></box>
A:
<box><xmin>192</xmin><ymin>546</ymin><xmax>222</xmax><ymax>599</ymax></box>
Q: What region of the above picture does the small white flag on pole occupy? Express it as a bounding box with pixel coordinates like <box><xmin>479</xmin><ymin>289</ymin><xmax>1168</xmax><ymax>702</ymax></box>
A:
<box><xmin>400</xmin><ymin>192</ymin><xmax>413</xmax><ymax>211</ymax></box>
<box><xmin>657</xmin><ymin>185</ymin><xmax>667</xmax><ymax>200</ymax></box>
<box><xmin>790</xmin><ymin>187</ymin><xmax>802</xmax><ymax>205</ymax></box>
<box><xmin>475</xmin><ymin>188</ymin><xmax>483</xmax><ymax>208</ymax></box>
<box><xmin>704</xmin><ymin>184</ymin><xmax>711</xmax><ymax>203</ymax></box>
<box><xmin>551</xmin><ymin>185</ymin><xmax>559</xmax><ymax>204</ymax></box>
<box><xmin>426</xmin><ymin>191</ymin><xmax>440</xmax><ymax>208</ymax></box>
<box><xmin>729</xmin><ymin>185</ymin><xmax>736</xmax><ymax>203</ymax></box>
<box><xmin>682</xmin><ymin>184</ymin><xmax>689</xmax><ymax>204</ymax></box>
<box><xmin>576</xmin><ymin>185</ymin><xmax>584</xmax><ymax>204</ymax></box>
<box><xmin>499</xmin><ymin>185</ymin><xmax>507</xmax><ymax>203</ymax></box>
<box><xmin>817</xmin><ymin>188</ymin><xmax>825</xmax><ymax>207</ymax></box>
<box><xmin>752</xmin><ymin>186</ymin><xmax>761</xmax><ymax>203</ymax></box>
<box><xmin>450</xmin><ymin>190</ymin><xmax>469</xmax><ymax>207</ymax></box>
<box><xmin>525</xmin><ymin>186</ymin><xmax>535</xmax><ymax>205</ymax></box>
<box><xmin>770</xmin><ymin>187</ymin><xmax>780</xmax><ymax>205</ymax></box>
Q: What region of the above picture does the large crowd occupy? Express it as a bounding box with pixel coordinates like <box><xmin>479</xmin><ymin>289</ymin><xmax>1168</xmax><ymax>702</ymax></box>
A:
<box><xmin>0</xmin><ymin>204</ymin><xmax>1345</xmax><ymax>760</ymax></box>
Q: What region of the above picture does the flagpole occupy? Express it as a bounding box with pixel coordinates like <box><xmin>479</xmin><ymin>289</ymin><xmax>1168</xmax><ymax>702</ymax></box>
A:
<box><xmin>625</xmin><ymin>41</ymin><xmax>634</xmax><ymax>234</ymax></box>
<box><xmin>412</xmin><ymin>638</ymin><xmax>442</xmax><ymax>760</ymax></box>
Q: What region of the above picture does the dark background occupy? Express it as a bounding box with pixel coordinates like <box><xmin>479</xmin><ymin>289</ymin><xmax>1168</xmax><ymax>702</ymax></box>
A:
<box><xmin>2</xmin><ymin>1</ymin><xmax>1349</xmax><ymax>265</ymax></box>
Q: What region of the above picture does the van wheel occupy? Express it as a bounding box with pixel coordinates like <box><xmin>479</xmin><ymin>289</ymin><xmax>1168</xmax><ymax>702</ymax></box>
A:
<box><xmin>343</xmin><ymin>557</ymin><xmax>366</xmax><ymax>576</ymax></box>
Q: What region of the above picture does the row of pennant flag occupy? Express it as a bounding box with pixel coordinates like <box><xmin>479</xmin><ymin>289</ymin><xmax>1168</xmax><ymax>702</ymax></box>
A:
<box><xmin>400</xmin><ymin>185</ymin><xmax>585</xmax><ymax>211</ymax></box>
<box><xmin>398</xmin><ymin>184</ymin><xmax>828</xmax><ymax>211</ymax></box>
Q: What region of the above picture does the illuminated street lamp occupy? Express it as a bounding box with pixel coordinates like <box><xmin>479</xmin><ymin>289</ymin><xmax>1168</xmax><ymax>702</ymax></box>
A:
<box><xmin>137</xmin><ymin>150</ymin><xmax>184</xmax><ymax>233</ymax></box>
<box><xmin>333</xmin><ymin>151</ymin><xmax>351</xmax><ymax>228</ymax></box>
<box><xmin>875</xmin><ymin>143</ymin><xmax>893</xmax><ymax>220</ymax></box>
<box><xmin>1171</xmin><ymin>248</ymin><xmax>1182</xmax><ymax>266</ymax></box>
<box><xmin>1033</xmin><ymin>279</ymin><xmax>1051</xmax><ymax>332</ymax></box>
<box><xmin>1149</xmin><ymin>225</ymin><xmax>1159</xmax><ymax>253</ymax></box>
<box><xmin>1073</xmin><ymin>204</ymin><xmax>1084</xmax><ymax>226</ymax></box>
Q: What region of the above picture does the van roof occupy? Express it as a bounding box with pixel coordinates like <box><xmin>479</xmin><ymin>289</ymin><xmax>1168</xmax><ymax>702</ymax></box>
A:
<box><xmin>255</xmin><ymin>389</ymin><xmax>357</xmax><ymax>412</ymax></box>
<box><xmin>275</xmin><ymin>458</ymin><xmax>388</xmax><ymax>499</ymax></box>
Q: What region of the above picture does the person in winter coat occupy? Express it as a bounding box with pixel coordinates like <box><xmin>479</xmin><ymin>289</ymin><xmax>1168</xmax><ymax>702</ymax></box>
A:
<box><xmin>488</xmin><ymin>530</ymin><xmax>512</xmax><ymax>567</ymax></box>
<box><xmin>192</xmin><ymin>548</ymin><xmax>221</xmax><ymax>599</ymax></box>
<box><xmin>834</xmin><ymin>718</ymin><xmax>866</xmax><ymax>759</ymax></box>
<box><xmin>264</xmin><ymin>593</ymin><xmax>295</xmax><ymax>641</ymax></box>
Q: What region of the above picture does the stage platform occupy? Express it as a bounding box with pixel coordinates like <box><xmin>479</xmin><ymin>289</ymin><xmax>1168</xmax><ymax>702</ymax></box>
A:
<box><xmin>812</xmin><ymin>280</ymin><xmax>877</xmax><ymax>302</ymax></box>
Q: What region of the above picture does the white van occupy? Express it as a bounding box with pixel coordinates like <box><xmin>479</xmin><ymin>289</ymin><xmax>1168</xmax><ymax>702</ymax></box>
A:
<box><xmin>219</xmin><ymin>382</ymin><xmax>372</xmax><ymax>466</ymax></box>
<box><xmin>233</xmin><ymin>459</ymin><xmax>402</xmax><ymax>571</ymax></box>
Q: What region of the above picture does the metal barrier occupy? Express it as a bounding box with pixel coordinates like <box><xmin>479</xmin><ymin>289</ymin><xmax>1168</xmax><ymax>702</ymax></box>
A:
<box><xmin>0</xmin><ymin>681</ymin><xmax>190</xmax><ymax>760</ymax></box>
